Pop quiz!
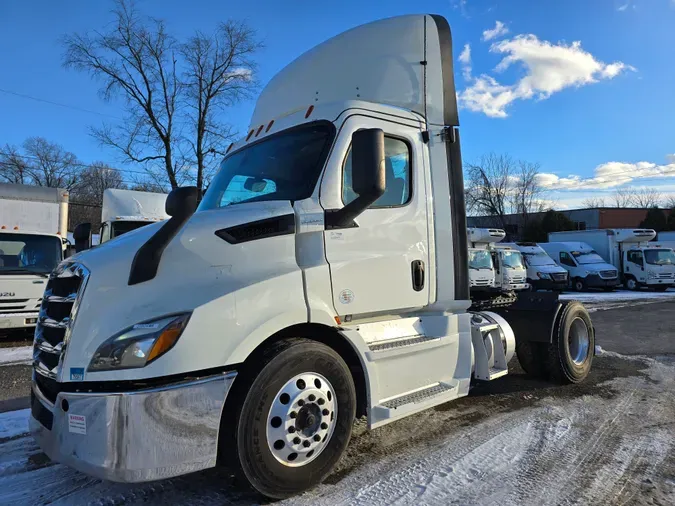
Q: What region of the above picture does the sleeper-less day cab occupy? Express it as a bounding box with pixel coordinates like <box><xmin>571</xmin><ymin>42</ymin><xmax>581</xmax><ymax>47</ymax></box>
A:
<box><xmin>30</xmin><ymin>15</ymin><xmax>595</xmax><ymax>499</ymax></box>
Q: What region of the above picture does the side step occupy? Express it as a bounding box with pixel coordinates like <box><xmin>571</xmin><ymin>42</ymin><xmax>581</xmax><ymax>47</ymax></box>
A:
<box><xmin>365</xmin><ymin>335</ymin><xmax>443</xmax><ymax>361</ymax></box>
<box><xmin>373</xmin><ymin>382</ymin><xmax>459</xmax><ymax>421</ymax></box>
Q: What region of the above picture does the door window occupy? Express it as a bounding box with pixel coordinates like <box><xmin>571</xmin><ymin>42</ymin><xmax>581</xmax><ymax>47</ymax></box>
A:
<box><xmin>627</xmin><ymin>251</ymin><xmax>644</xmax><ymax>266</ymax></box>
<box><xmin>342</xmin><ymin>136</ymin><xmax>411</xmax><ymax>208</ymax></box>
<box><xmin>559</xmin><ymin>252</ymin><xmax>576</xmax><ymax>267</ymax></box>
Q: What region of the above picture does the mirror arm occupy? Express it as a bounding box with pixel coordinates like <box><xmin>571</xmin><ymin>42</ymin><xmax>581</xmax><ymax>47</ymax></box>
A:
<box><xmin>325</xmin><ymin>191</ymin><xmax>384</xmax><ymax>229</ymax></box>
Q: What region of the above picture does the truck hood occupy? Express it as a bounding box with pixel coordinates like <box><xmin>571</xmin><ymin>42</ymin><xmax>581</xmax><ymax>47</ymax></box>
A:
<box><xmin>60</xmin><ymin>200</ymin><xmax>301</xmax><ymax>380</ymax></box>
<box><xmin>529</xmin><ymin>264</ymin><xmax>567</xmax><ymax>275</ymax></box>
<box><xmin>0</xmin><ymin>274</ymin><xmax>47</xmax><ymax>305</ymax></box>
<box><xmin>582</xmin><ymin>262</ymin><xmax>617</xmax><ymax>273</ymax></box>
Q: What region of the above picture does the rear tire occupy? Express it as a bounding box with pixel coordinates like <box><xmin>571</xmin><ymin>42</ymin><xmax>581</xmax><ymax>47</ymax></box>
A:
<box><xmin>546</xmin><ymin>301</ymin><xmax>594</xmax><ymax>384</ymax></box>
<box><xmin>231</xmin><ymin>339</ymin><xmax>356</xmax><ymax>499</ymax></box>
<box><xmin>516</xmin><ymin>340</ymin><xmax>547</xmax><ymax>379</ymax></box>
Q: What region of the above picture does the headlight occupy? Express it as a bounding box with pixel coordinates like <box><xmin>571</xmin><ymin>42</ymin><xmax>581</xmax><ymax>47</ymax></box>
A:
<box><xmin>536</xmin><ymin>272</ymin><xmax>552</xmax><ymax>280</ymax></box>
<box><xmin>88</xmin><ymin>313</ymin><xmax>190</xmax><ymax>372</ymax></box>
<box><xmin>648</xmin><ymin>271</ymin><xmax>657</xmax><ymax>279</ymax></box>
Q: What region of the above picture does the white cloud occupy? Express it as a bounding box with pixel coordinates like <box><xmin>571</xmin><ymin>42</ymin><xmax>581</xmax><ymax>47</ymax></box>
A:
<box><xmin>482</xmin><ymin>21</ymin><xmax>509</xmax><ymax>42</ymax></box>
<box><xmin>618</xmin><ymin>1</ymin><xmax>630</xmax><ymax>11</ymax></box>
<box><xmin>537</xmin><ymin>155</ymin><xmax>675</xmax><ymax>190</ymax></box>
<box><xmin>458</xmin><ymin>43</ymin><xmax>472</xmax><ymax>80</ymax></box>
<box><xmin>458</xmin><ymin>34</ymin><xmax>634</xmax><ymax>118</ymax></box>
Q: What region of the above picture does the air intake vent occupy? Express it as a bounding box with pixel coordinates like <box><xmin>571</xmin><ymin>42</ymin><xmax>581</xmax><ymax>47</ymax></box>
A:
<box><xmin>215</xmin><ymin>214</ymin><xmax>295</xmax><ymax>244</ymax></box>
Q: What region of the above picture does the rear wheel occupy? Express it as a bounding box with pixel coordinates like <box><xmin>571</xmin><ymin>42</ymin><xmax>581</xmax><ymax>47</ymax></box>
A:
<box><xmin>546</xmin><ymin>301</ymin><xmax>594</xmax><ymax>384</ymax></box>
<box><xmin>516</xmin><ymin>340</ymin><xmax>547</xmax><ymax>379</ymax></box>
<box><xmin>231</xmin><ymin>339</ymin><xmax>356</xmax><ymax>499</ymax></box>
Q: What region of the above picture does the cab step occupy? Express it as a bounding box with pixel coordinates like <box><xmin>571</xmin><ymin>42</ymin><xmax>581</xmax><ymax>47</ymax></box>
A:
<box><xmin>365</xmin><ymin>335</ymin><xmax>443</xmax><ymax>361</ymax></box>
<box><xmin>373</xmin><ymin>381</ymin><xmax>459</xmax><ymax>422</ymax></box>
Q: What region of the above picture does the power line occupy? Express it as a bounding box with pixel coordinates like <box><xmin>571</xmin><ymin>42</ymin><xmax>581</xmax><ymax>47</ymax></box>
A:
<box><xmin>0</xmin><ymin>88</ymin><xmax>123</xmax><ymax>120</ymax></box>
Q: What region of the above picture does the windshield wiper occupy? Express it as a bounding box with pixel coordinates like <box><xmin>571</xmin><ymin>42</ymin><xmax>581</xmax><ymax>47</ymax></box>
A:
<box><xmin>0</xmin><ymin>268</ymin><xmax>50</xmax><ymax>278</ymax></box>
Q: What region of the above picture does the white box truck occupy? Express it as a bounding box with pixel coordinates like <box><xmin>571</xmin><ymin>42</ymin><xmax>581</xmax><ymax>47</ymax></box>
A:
<box><xmin>548</xmin><ymin>229</ymin><xmax>675</xmax><ymax>291</ymax></box>
<box><xmin>98</xmin><ymin>189</ymin><xmax>169</xmax><ymax>243</ymax></box>
<box><xmin>30</xmin><ymin>15</ymin><xmax>596</xmax><ymax>499</ymax></box>
<box><xmin>467</xmin><ymin>228</ymin><xmax>528</xmax><ymax>294</ymax></box>
<box><xmin>0</xmin><ymin>183</ymin><xmax>69</xmax><ymax>332</ymax></box>
<box><xmin>502</xmin><ymin>242</ymin><xmax>569</xmax><ymax>292</ymax></box>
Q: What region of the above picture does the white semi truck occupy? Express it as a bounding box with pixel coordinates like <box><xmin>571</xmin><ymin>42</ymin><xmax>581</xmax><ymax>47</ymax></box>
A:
<box><xmin>549</xmin><ymin>229</ymin><xmax>675</xmax><ymax>291</ymax></box>
<box><xmin>0</xmin><ymin>183</ymin><xmax>69</xmax><ymax>333</ymax></box>
<box><xmin>467</xmin><ymin>228</ymin><xmax>528</xmax><ymax>295</ymax></box>
<box><xmin>30</xmin><ymin>15</ymin><xmax>595</xmax><ymax>499</ymax></box>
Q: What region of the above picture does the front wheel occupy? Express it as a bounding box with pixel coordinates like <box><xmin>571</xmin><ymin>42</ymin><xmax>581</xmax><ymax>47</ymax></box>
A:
<box><xmin>573</xmin><ymin>278</ymin><xmax>586</xmax><ymax>292</ymax></box>
<box><xmin>625</xmin><ymin>276</ymin><xmax>639</xmax><ymax>291</ymax></box>
<box><xmin>232</xmin><ymin>339</ymin><xmax>356</xmax><ymax>499</ymax></box>
<box><xmin>547</xmin><ymin>301</ymin><xmax>594</xmax><ymax>384</ymax></box>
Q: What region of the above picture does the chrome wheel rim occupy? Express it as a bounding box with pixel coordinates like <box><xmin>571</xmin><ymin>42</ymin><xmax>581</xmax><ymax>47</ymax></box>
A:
<box><xmin>569</xmin><ymin>317</ymin><xmax>590</xmax><ymax>365</ymax></box>
<box><xmin>266</xmin><ymin>372</ymin><xmax>337</xmax><ymax>467</ymax></box>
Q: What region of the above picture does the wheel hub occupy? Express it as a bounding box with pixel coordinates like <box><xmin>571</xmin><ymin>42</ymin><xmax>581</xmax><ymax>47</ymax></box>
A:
<box><xmin>569</xmin><ymin>317</ymin><xmax>590</xmax><ymax>365</ymax></box>
<box><xmin>266</xmin><ymin>372</ymin><xmax>337</xmax><ymax>467</ymax></box>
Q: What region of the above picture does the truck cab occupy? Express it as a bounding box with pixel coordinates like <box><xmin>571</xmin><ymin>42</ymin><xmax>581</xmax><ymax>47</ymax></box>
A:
<box><xmin>30</xmin><ymin>14</ymin><xmax>595</xmax><ymax>499</ymax></box>
<box><xmin>467</xmin><ymin>228</ymin><xmax>501</xmax><ymax>292</ymax></box>
<box><xmin>492</xmin><ymin>246</ymin><xmax>529</xmax><ymax>292</ymax></box>
<box><xmin>97</xmin><ymin>189</ymin><xmax>169</xmax><ymax>244</ymax></box>
<box><xmin>503</xmin><ymin>242</ymin><xmax>568</xmax><ymax>291</ymax></box>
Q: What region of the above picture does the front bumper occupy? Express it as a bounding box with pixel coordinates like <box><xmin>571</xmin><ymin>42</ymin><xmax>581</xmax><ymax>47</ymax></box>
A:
<box><xmin>528</xmin><ymin>278</ymin><xmax>567</xmax><ymax>291</ymax></box>
<box><xmin>0</xmin><ymin>311</ymin><xmax>39</xmax><ymax>330</ymax></box>
<box><xmin>645</xmin><ymin>279</ymin><xmax>674</xmax><ymax>287</ymax></box>
<box><xmin>504</xmin><ymin>282</ymin><xmax>529</xmax><ymax>291</ymax></box>
<box><xmin>30</xmin><ymin>371</ymin><xmax>237</xmax><ymax>483</ymax></box>
<box><xmin>585</xmin><ymin>275</ymin><xmax>620</xmax><ymax>288</ymax></box>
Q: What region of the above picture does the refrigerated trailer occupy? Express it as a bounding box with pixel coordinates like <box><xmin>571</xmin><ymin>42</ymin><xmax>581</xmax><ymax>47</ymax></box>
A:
<box><xmin>0</xmin><ymin>183</ymin><xmax>69</xmax><ymax>332</ymax></box>
<box><xmin>30</xmin><ymin>15</ymin><xmax>596</xmax><ymax>499</ymax></box>
<box><xmin>549</xmin><ymin>229</ymin><xmax>675</xmax><ymax>291</ymax></box>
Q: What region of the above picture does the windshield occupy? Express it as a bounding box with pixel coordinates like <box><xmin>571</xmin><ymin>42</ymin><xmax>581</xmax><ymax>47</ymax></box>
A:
<box><xmin>469</xmin><ymin>250</ymin><xmax>493</xmax><ymax>270</ymax></box>
<box><xmin>572</xmin><ymin>250</ymin><xmax>605</xmax><ymax>265</ymax></box>
<box><xmin>199</xmin><ymin>123</ymin><xmax>334</xmax><ymax>210</ymax></box>
<box><xmin>522</xmin><ymin>251</ymin><xmax>557</xmax><ymax>267</ymax></box>
<box><xmin>501</xmin><ymin>250</ymin><xmax>524</xmax><ymax>269</ymax></box>
<box><xmin>645</xmin><ymin>249</ymin><xmax>675</xmax><ymax>266</ymax></box>
<box><xmin>112</xmin><ymin>221</ymin><xmax>154</xmax><ymax>239</ymax></box>
<box><xmin>0</xmin><ymin>233</ymin><xmax>62</xmax><ymax>275</ymax></box>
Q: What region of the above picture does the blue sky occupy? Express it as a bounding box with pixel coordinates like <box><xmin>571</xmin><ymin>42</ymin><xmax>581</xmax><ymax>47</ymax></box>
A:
<box><xmin>1</xmin><ymin>0</ymin><xmax>674</xmax><ymax>207</ymax></box>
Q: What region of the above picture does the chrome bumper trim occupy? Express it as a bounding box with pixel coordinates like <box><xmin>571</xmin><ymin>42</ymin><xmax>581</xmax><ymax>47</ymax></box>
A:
<box><xmin>30</xmin><ymin>371</ymin><xmax>237</xmax><ymax>482</ymax></box>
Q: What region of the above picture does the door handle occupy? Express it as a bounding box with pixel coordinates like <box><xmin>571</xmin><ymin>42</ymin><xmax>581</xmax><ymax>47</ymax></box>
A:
<box><xmin>411</xmin><ymin>260</ymin><xmax>425</xmax><ymax>292</ymax></box>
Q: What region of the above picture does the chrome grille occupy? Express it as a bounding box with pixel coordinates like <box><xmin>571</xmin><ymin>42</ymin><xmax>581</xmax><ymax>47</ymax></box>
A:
<box><xmin>33</xmin><ymin>263</ymin><xmax>89</xmax><ymax>380</ymax></box>
<box><xmin>551</xmin><ymin>272</ymin><xmax>567</xmax><ymax>282</ymax></box>
<box><xmin>599</xmin><ymin>270</ymin><xmax>618</xmax><ymax>279</ymax></box>
<box><xmin>658</xmin><ymin>273</ymin><xmax>674</xmax><ymax>279</ymax></box>
<box><xmin>472</xmin><ymin>279</ymin><xmax>491</xmax><ymax>286</ymax></box>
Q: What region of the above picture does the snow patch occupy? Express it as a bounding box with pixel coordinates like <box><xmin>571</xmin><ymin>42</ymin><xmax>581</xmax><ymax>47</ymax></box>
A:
<box><xmin>0</xmin><ymin>409</ymin><xmax>29</xmax><ymax>439</ymax></box>
<box><xmin>0</xmin><ymin>346</ymin><xmax>32</xmax><ymax>366</ymax></box>
<box><xmin>560</xmin><ymin>290</ymin><xmax>675</xmax><ymax>303</ymax></box>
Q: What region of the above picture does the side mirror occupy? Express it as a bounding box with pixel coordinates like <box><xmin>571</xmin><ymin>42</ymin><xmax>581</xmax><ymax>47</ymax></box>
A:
<box><xmin>73</xmin><ymin>222</ymin><xmax>92</xmax><ymax>253</ymax></box>
<box><xmin>166</xmin><ymin>186</ymin><xmax>199</xmax><ymax>219</ymax></box>
<box><xmin>327</xmin><ymin>128</ymin><xmax>386</xmax><ymax>229</ymax></box>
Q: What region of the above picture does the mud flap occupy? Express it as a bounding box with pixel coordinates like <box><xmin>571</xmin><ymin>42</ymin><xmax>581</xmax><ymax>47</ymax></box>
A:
<box><xmin>492</xmin><ymin>291</ymin><xmax>566</xmax><ymax>344</ymax></box>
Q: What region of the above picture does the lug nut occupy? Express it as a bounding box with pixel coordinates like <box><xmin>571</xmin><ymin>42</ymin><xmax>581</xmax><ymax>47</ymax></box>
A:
<box><xmin>313</xmin><ymin>434</ymin><xmax>321</xmax><ymax>442</ymax></box>
<box><xmin>293</xmin><ymin>437</ymin><xmax>301</xmax><ymax>445</ymax></box>
<box><xmin>321</xmin><ymin>422</ymin><xmax>328</xmax><ymax>430</ymax></box>
<box><xmin>303</xmin><ymin>440</ymin><xmax>311</xmax><ymax>448</ymax></box>
<box><xmin>288</xmin><ymin>426</ymin><xmax>296</xmax><ymax>433</ymax></box>
<box><xmin>308</xmin><ymin>394</ymin><xmax>316</xmax><ymax>402</ymax></box>
<box><xmin>322</xmin><ymin>409</ymin><xmax>329</xmax><ymax>416</ymax></box>
<box><xmin>297</xmin><ymin>399</ymin><xmax>305</xmax><ymax>406</ymax></box>
<box><xmin>290</xmin><ymin>411</ymin><xmax>297</xmax><ymax>419</ymax></box>
<box><xmin>318</xmin><ymin>398</ymin><xmax>325</xmax><ymax>405</ymax></box>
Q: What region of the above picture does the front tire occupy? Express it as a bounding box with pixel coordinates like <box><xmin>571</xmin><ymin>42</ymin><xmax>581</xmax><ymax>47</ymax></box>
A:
<box><xmin>573</xmin><ymin>278</ymin><xmax>586</xmax><ymax>292</ymax></box>
<box><xmin>233</xmin><ymin>339</ymin><xmax>356</xmax><ymax>499</ymax></box>
<box><xmin>625</xmin><ymin>276</ymin><xmax>639</xmax><ymax>291</ymax></box>
<box><xmin>547</xmin><ymin>301</ymin><xmax>594</xmax><ymax>384</ymax></box>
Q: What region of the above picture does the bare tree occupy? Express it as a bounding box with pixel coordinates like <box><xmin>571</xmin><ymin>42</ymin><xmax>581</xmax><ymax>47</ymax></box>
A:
<box><xmin>62</xmin><ymin>0</ymin><xmax>261</xmax><ymax>193</ymax></box>
<box><xmin>0</xmin><ymin>144</ymin><xmax>31</xmax><ymax>184</ymax></box>
<box><xmin>0</xmin><ymin>137</ymin><xmax>81</xmax><ymax>189</ymax></box>
<box><xmin>181</xmin><ymin>21</ymin><xmax>261</xmax><ymax>190</ymax></box>
<box><xmin>665</xmin><ymin>195</ymin><xmax>675</xmax><ymax>209</ymax></box>
<box><xmin>464</xmin><ymin>153</ymin><xmax>546</xmax><ymax>229</ymax></box>
<box><xmin>611</xmin><ymin>187</ymin><xmax>635</xmax><ymax>208</ymax></box>
<box><xmin>581</xmin><ymin>197</ymin><xmax>606</xmax><ymax>208</ymax></box>
<box><xmin>631</xmin><ymin>187</ymin><xmax>662</xmax><ymax>208</ymax></box>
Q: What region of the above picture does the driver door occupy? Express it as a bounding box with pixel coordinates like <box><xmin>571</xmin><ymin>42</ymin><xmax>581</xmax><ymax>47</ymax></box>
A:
<box><xmin>321</xmin><ymin>115</ymin><xmax>429</xmax><ymax>317</ymax></box>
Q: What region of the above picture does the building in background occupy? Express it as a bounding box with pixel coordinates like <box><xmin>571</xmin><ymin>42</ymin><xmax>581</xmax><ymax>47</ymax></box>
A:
<box><xmin>467</xmin><ymin>207</ymin><xmax>670</xmax><ymax>240</ymax></box>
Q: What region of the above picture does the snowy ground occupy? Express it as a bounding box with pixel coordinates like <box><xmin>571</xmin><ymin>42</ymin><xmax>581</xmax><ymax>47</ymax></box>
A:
<box><xmin>1</xmin><ymin>294</ymin><xmax>674</xmax><ymax>505</ymax></box>
<box><xmin>0</xmin><ymin>347</ymin><xmax>32</xmax><ymax>366</ymax></box>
